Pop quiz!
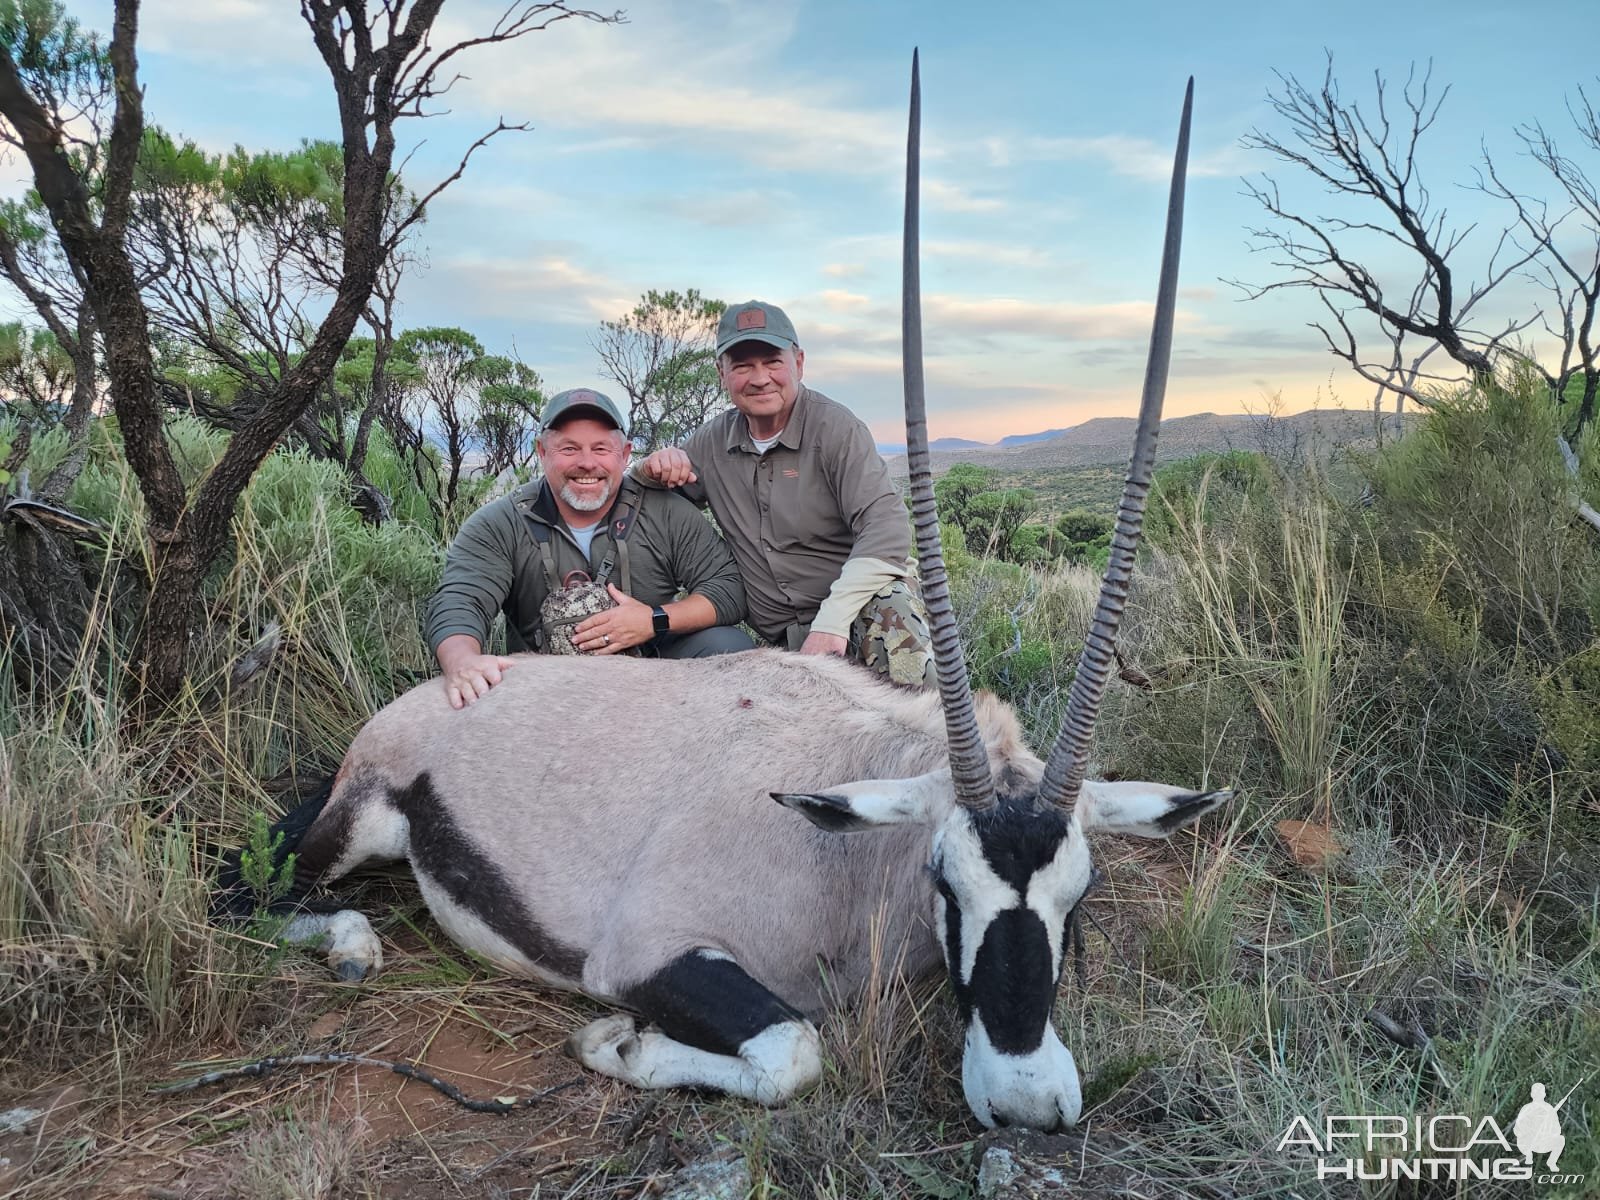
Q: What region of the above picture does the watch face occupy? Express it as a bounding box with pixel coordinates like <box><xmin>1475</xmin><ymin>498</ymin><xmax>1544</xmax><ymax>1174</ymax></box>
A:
<box><xmin>652</xmin><ymin>606</ymin><xmax>670</xmax><ymax>634</ymax></box>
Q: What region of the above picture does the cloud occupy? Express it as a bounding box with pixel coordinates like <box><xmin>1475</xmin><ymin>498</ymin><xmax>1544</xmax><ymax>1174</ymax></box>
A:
<box><xmin>820</xmin><ymin>290</ymin><xmax>873</xmax><ymax>312</ymax></box>
<box><xmin>421</xmin><ymin>249</ymin><xmax>632</xmax><ymax>325</ymax></box>
<box><xmin>997</xmin><ymin>134</ymin><xmax>1244</xmax><ymax>181</ymax></box>
<box><xmin>822</xmin><ymin>263</ymin><xmax>868</xmax><ymax>279</ymax></box>
<box><xmin>923</xmin><ymin>296</ymin><xmax>1188</xmax><ymax>342</ymax></box>
<box><xmin>446</xmin><ymin>8</ymin><xmax>905</xmax><ymax>175</ymax></box>
<box><xmin>647</xmin><ymin>189</ymin><xmax>802</xmax><ymax>230</ymax></box>
<box><xmin>926</xmin><ymin>240</ymin><xmax>1054</xmax><ymax>269</ymax></box>
<box><xmin>925</xmin><ymin>179</ymin><xmax>1006</xmax><ymax>213</ymax></box>
<box><xmin>142</xmin><ymin>0</ymin><xmax>317</xmax><ymax>71</ymax></box>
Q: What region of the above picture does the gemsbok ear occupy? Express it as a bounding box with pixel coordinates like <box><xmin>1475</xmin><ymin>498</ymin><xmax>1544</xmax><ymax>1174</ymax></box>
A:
<box><xmin>1077</xmin><ymin>781</ymin><xmax>1233</xmax><ymax>838</ymax></box>
<box><xmin>772</xmin><ymin>769</ymin><xmax>953</xmax><ymax>832</ymax></box>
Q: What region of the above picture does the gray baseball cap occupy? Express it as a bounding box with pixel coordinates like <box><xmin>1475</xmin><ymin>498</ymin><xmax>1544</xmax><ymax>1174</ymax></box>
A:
<box><xmin>716</xmin><ymin>300</ymin><xmax>800</xmax><ymax>357</ymax></box>
<box><xmin>542</xmin><ymin>387</ymin><xmax>628</xmax><ymax>435</ymax></box>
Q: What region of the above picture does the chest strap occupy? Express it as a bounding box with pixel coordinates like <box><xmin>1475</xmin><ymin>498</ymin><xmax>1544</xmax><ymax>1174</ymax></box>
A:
<box><xmin>526</xmin><ymin>483</ymin><xmax>643</xmax><ymax>595</ymax></box>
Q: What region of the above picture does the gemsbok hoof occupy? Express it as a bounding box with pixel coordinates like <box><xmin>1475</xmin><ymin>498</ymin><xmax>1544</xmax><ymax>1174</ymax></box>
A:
<box><xmin>282</xmin><ymin>911</ymin><xmax>384</xmax><ymax>981</ymax></box>
<box><xmin>566</xmin><ymin>1014</ymin><xmax>640</xmax><ymax>1069</ymax></box>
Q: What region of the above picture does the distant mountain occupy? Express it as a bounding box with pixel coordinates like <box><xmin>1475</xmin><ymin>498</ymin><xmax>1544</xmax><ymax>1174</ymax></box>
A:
<box><xmin>883</xmin><ymin>409</ymin><xmax>1397</xmax><ymax>477</ymax></box>
<box><xmin>876</xmin><ymin>436</ymin><xmax>992</xmax><ymax>455</ymax></box>
<box><xmin>996</xmin><ymin>428</ymin><xmax>1070</xmax><ymax>448</ymax></box>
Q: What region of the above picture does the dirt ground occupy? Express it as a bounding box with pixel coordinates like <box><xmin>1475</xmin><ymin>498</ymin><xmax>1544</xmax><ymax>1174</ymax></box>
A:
<box><xmin>1</xmin><ymin>935</ymin><xmax>655</xmax><ymax>1198</ymax></box>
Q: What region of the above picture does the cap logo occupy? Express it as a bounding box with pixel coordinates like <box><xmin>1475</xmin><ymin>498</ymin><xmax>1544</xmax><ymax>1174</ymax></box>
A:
<box><xmin>569</xmin><ymin>390</ymin><xmax>597</xmax><ymax>403</ymax></box>
<box><xmin>736</xmin><ymin>309</ymin><xmax>768</xmax><ymax>331</ymax></box>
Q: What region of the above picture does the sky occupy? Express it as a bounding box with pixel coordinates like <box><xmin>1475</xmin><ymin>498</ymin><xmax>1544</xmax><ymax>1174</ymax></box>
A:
<box><xmin>8</xmin><ymin>0</ymin><xmax>1600</xmax><ymax>443</ymax></box>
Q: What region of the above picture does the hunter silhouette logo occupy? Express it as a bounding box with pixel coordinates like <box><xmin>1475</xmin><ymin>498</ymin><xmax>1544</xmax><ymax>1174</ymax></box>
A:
<box><xmin>736</xmin><ymin>309</ymin><xmax>767</xmax><ymax>330</ymax></box>
<box><xmin>1515</xmin><ymin>1081</ymin><xmax>1580</xmax><ymax>1171</ymax></box>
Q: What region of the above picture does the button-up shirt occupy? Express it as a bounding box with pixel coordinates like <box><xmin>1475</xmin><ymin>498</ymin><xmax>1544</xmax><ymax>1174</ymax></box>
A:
<box><xmin>673</xmin><ymin>387</ymin><xmax>911</xmax><ymax>643</ymax></box>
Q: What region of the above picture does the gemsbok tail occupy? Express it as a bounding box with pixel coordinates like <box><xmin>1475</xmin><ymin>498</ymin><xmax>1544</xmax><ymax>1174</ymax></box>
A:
<box><xmin>210</xmin><ymin>778</ymin><xmax>337</xmax><ymax>920</ymax></box>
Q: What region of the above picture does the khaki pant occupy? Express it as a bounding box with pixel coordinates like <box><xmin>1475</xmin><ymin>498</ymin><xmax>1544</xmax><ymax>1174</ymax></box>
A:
<box><xmin>779</xmin><ymin>579</ymin><xmax>936</xmax><ymax>689</ymax></box>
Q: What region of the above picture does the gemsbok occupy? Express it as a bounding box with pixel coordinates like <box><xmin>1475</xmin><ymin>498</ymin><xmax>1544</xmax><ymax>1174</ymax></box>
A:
<box><xmin>238</xmin><ymin>63</ymin><xmax>1224</xmax><ymax>1132</ymax></box>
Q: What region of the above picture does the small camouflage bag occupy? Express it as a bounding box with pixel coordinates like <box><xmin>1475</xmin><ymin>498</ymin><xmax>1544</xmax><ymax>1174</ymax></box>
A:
<box><xmin>540</xmin><ymin>569</ymin><xmax>616</xmax><ymax>655</ymax></box>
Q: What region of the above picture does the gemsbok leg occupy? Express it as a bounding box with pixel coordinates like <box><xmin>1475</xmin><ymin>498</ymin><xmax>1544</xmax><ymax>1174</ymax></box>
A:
<box><xmin>568</xmin><ymin>949</ymin><xmax>823</xmax><ymax>1106</ymax></box>
<box><xmin>215</xmin><ymin>777</ymin><xmax>395</xmax><ymax>980</ymax></box>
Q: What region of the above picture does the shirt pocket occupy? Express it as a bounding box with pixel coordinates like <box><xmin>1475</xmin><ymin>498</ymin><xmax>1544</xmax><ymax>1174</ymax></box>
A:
<box><xmin>767</xmin><ymin>458</ymin><xmax>850</xmax><ymax>553</ymax></box>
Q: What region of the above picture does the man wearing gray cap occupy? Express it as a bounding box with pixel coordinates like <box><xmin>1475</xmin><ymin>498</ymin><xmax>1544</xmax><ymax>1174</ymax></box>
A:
<box><xmin>638</xmin><ymin>302</ymin><xmax>933</xmax><ymax>687</ymax></box>
<box><xmin>427</xmin><ymin>387</ymin><xmax>752</xmax><ymax>708</ymax></box>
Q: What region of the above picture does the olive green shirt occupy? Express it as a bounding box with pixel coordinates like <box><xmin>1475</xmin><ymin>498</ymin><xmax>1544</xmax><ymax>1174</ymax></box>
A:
<box><xmin>672</xmin><ymin>387</ymin><xmax>912</xmax><ymax>643</ymax></box>
<box><xmin>425</xmin><ymin>478</ymin><xmax>745</xmax><ymax>654</ymax></box>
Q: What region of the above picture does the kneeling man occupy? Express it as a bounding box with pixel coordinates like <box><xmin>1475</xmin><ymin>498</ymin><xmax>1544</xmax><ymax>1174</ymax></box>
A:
<box><xmin>428</xmin><ymin>388</ymin><xmax>752</xmax><ymax>708</ymax></box>
<box><xmin>639</xmin><ymin>302</ymin><xmax>933</xmax><ymax>687</ymax></box>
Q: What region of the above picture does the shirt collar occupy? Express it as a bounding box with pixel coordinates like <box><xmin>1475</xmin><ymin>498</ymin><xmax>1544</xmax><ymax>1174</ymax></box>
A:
<box><xmin>725</xmin><ymin>386</ymin><xmax>811</xmax><ymax>454</ymax></box>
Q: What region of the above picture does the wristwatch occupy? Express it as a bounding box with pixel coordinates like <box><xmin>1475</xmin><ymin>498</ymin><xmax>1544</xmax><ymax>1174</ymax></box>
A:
<box><xmin>651</xmin><ymin>605</ymin><xmax>671</xmax><ymax>636</ymax></box>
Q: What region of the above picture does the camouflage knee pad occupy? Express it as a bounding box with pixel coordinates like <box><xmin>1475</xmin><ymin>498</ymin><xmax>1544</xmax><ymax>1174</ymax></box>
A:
<box><xmin>850</xmin><ymin>580</ymin><xmax>936</xmax><ymax>689</ymax></box>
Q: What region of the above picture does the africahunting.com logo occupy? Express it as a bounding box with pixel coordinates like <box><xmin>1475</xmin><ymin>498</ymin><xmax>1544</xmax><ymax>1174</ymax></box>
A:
<box><xmin>1277</xmin><ymin>1080</ymin><xmax>1586</xmax><ymax>1185</ymax></box>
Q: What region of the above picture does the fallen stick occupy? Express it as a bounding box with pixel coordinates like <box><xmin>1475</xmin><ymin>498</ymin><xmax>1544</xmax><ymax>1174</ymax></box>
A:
<box><xmin>152</xmin><ymin>1052</ymin><xmax>583</xmax><ymax>1115</ymax></box>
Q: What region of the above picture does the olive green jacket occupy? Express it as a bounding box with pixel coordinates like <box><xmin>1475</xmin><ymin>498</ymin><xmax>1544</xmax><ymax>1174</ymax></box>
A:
<box><xmin>425</xmin><ymin>478</ymin><xmax>745</xmax><ymax>654</ymax></box>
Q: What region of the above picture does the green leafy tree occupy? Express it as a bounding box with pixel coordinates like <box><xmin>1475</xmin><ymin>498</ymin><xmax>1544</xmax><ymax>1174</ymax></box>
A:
<box><xmin>1051</xmin><ymin>508</ymin><xmax>1113</xmax><ymax>565</ymax></box>
<box><xmin>390</xmin><ymin>329</ymin><xmax>543</xmax><ymax>525</ymax></box>
<box><xmin>394</xmin><ymin>326</ymin><xmax>486</xmax><ymax>518</ymax></box>
<box><xmin>0</xmin><ymin>1</ymin><xmax>107</xmax><ymax>499</ymax></box>
<box><xmin>933</xmin><ymin>463</ymin><xmax>997</xmax><ymax>529</ymax></box>
<box><xmin>0</xmin><ymin>321</ymin><xmax>72</xmax><ymax>413</ymax></box>
<box><xmin>594</xmin><ymin>289</ymin><xmax>728</xmax><ymax>451</ymax></box>
<box><xmin>1055</xmin><ymin>508</ymin><xmax>1111</xmax><ymax>545</ymax></box>
<box><xmin>476</xmin><ymin>355</ymin><xmax>545</xmax><ymax>477</ymax></box>
<box><xmin>0</xmin><ymin>0</ymin><xmax>620</xmax><ymax>704</ymax></box>
<box><xmin>963</xmin><ymin>488</ymin><xmax>1033</xmax><ymax>559</ymax></box>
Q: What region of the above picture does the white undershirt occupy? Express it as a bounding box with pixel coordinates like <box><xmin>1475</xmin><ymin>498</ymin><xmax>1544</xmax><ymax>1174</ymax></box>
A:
<box><xmin>566</xmin><ymin>519</ymin><xmax>600</xmax><ymax>558</ymax></box>
<box><xmin>750</xmin><ymin>432</ymin><xmax>783</xmax><ymax>454</ymax></box>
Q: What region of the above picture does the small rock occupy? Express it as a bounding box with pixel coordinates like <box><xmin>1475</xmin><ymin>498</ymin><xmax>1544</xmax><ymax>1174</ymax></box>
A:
<box><xmin>977</xmin><ymin>1146</ymin><xmax>1022</xmax><ymax>1197</ymax></box>
<box><xmin>660</xmin><ymin>1152</ymin><xmax>751</xmax><ymax>1200</ymax></box>
<box><xmin>0</xmin><ymin>1109</ymin><xmax>42</xmax><ymax>1136</ymax></box>
<box><xmin>976</xmin><ymin>1138</ymin><xmax>1072</xmax><ymax>1200</ymax></box>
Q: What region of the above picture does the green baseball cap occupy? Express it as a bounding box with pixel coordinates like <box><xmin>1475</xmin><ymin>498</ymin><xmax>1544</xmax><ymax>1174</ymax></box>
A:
<box><xmin>542</xmin><ymin>387</ymin><xmax>628</xmax><ymax>436</ymax></box>
<box><xmin>716</xmin><ymin>300</ymin><xmax>800</xmax><ymax>356</ymax></box>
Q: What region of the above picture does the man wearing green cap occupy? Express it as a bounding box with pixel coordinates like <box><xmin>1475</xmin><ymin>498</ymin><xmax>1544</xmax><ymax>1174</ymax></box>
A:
<box><xmin>427</xmin><ymin>387</ymin><xmax>752</xmax><ymax>709</ymax></box>
<box><xmin>638</xmin><ymin>302</ymin><xmax>933</xmax><ymax>687</ymax></box>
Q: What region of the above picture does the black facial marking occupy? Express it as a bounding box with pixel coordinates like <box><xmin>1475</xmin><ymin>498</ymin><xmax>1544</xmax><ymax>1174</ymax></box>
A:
<box><xmin>970</xmin><ymin>799</ymin><xmax>1071</xmax><ymax>893</ymax></box>
<box><xmin>937</xmin><ymin>879</ymin><xmax>969</xmax><ymax>1020</ymax></box>
<box><xmin>1154</xmin><ymin>788</ymin><xmax>1230</xmax><ymax>834</ymax></box>
<box><xmin>390</xmin><ymin>773</ymin><xmax>586</xmax><ymax>979</ymax></box>
<box><xmin>933</xmin><ymin>797</ymin><xmax>1077</xmax><ymax>1053</ymax></box>
<box><xmin>968</xmin><ymin>907</ymin><xmax>1057</xmax><ymax>1054</ymax></box>
<box><xmin>623</xmin><ymin>951</ymin><xmax>806</xmax><ymax>1056</ymax></box>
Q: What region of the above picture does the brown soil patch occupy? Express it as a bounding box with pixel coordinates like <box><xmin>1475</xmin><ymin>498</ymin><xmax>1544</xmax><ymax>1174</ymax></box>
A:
<box><xmin>1275</xmin><ymin>818</ymin><xmax>1346</xmax><ymax>868</ymax></box>
<box><xmin>0</xmin><ymin>929</ymin><xmax>659</xmax><ymax>1198</ymax></box>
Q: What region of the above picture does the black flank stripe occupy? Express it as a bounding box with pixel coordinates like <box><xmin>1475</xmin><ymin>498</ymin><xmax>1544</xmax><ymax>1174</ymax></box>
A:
<box><xmin>390</xmin><ymin>773</ymin><xmax>585</xmax><ymax>979</ymax></box>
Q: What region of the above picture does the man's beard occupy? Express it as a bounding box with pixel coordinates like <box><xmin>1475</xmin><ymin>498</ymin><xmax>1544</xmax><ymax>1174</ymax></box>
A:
<box><xmin>559</xmin><ymin>478</ymin><xmax>614</xmax><ymax>513</ymax></box>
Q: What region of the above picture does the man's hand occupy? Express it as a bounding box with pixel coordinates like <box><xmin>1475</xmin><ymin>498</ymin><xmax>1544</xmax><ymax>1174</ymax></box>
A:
<box><xmin>800</xmin><ymin>631</ymin><xmax>848</xmax><ymax>657</ymax></box>
<box><xmin>574</xmin><ymin>585</ymin><xmax>656</xmax><ymax>654</ymax></box>
<box><xmin>438</xmin><ymin>639</ymin><xmax>516</xmax><ymax>710</ymax></box>
<box><xmin>640</xmin><ymin>446</ymin><xmax>698</xmax><ymax>486</ymax></box>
